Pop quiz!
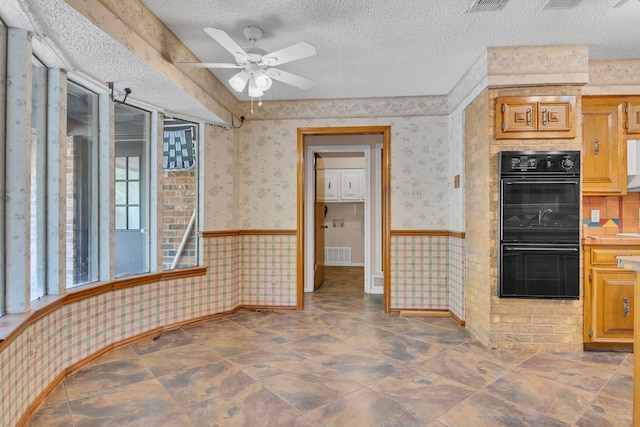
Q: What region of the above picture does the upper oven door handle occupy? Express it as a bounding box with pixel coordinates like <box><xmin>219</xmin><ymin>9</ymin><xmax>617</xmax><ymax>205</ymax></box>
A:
<box><xmin>504</xmin><ymin>247</ymin><xmax>579</xmax><ymax>252</ymax></box>
<box><xmin>504</xmin><ymin>181</ymin><xmax>579</xmax><ymax>185</ymax></box>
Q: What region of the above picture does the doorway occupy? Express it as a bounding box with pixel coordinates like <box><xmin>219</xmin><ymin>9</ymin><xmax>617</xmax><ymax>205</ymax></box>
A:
<box><xmin>296</xmin><ymin>126</ymin><xmax>391</xmax><ymax>312</ymax></box>
<box><xmin>308</xmin><ymin>148</ymin><xmax>369</xmax><ymax>294</ymax></box>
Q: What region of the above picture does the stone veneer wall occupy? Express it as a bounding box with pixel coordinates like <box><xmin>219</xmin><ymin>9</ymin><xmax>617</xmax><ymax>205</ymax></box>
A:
<box><xmin>465</xmin><ymin>89</ymin><xmax>492</xmax><ymax>346</ymax></box>
<box><xmin>465</xmin><ymin>86</ymin><xmax>584</xmax><ymax>350</ymax></box>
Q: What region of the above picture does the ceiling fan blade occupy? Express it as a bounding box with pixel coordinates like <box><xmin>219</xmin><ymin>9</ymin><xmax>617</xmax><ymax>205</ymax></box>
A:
<box><xmin>261</xmin><ymin>42</ymin><xmax>316</xmax><ymax>66</ymax></box>
<box><xmin>176</xmin><ymin>62</ymin><xmax>242</xmax><ymax>69</ymax></box>
<box><xmin>203</xmin><ymin>27</ymin><xmax>248</xmax><ymax>61</ymax></box>
<box><xmin>267</xmin><ymin>68</ymin><xmax>314</xmax><ymax>90</ymax></box>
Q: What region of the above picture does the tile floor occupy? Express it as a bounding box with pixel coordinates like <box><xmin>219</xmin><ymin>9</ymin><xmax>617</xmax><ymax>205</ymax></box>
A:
<box><xmin>29</xmin><ymin>267</ymin><xmax>634</xmax><ymax>426</ymax></box>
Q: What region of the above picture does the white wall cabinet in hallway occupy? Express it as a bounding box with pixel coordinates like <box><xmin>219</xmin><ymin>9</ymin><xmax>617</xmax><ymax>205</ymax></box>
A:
<box><xmin>322</xmin><ymin>169</ymin><xmax>364</xmax><ymax>202</ymax></box>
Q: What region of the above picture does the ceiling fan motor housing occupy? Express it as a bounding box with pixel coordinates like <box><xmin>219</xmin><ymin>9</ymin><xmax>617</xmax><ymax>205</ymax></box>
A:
<box><xmin>243</xmin><ymin>26</ymin><xmax>263</xmax><ymax>43</ymax></box>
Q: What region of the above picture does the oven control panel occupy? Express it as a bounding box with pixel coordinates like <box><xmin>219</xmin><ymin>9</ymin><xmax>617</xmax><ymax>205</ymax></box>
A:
<box><xmin>500</xmin><ymin>151</ymin><xmax>580</xmax><ymax>175</ymax></box>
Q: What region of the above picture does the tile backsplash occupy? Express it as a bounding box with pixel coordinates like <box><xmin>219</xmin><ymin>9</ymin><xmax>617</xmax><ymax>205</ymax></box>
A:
<box><xmin>582</xmin><ymin>193</ymin><xmax>640</xmax><ymax>236</ymax></box>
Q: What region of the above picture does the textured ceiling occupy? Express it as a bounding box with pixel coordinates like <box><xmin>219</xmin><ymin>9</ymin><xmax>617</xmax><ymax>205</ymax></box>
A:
<box><xmin>1</xmin><ymin>0</ymin><xmax>639</xmax><ymax>123</ymax></box>
<box><xmin>140</xmin><ymin>0</ymin><xmax>640</xmax><ymax>101</ymax></box>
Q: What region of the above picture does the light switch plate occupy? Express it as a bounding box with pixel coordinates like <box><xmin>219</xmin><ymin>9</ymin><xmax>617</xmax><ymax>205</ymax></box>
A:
<box><xmin>591</xmin><ymin>209</ymin><xmax>600</xmax><ymax>223</ymax></box>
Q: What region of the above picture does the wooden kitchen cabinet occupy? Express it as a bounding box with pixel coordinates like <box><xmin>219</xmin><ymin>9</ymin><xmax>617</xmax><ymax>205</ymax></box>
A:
<box><xmin>495</xmin><ymin>96</ymin><xmax>576</xmax><ymax>139</ymax></box>
<box><xmin>584</xmin><ymin>245</ymin><xmax>638</xmax><ymax>346</ymax></box>
<box><xmin>625</xmin><ymin>100</ymin><xmax>640</xmax><ymax>134</ymax></box>
<box><xmin>581</xmin><ymin>99</ymin><xmax>626</xmax><ymax>195</ymax></box>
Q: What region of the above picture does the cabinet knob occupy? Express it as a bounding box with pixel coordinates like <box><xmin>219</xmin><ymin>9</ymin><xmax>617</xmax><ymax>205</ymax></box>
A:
<box><xmin>526</xmin><ymin>108</ymin><xmax>532</xmax><ymax>126</ymax></box>
<box><xmin>594</xmin><ymin>139</ymin><xmax>600</xmax><ymax>156</ymax></box>
<box><xmin>623</xmin><ymin>298</ymin><xmax>630</xmax><ymax>317</ymax></box>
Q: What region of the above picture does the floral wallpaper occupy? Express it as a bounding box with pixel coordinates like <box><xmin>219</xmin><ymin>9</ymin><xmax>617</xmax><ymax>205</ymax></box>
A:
<box><xmin>486</xmin><ymin>45</ymin><xmax>589</xmax><ymax>87</ymax></box>
<box><xmin>236</xmin><ymin>116</ymin><xmax>450</xmax><ymax>230</ymax></box>
<box><xmin>447</xmin><ymin>52</ymin><xmax>489</xmax><ymax>232</ymax></box>
<box><xmin>202</xmin><ymin>124</ymin><xmax>235</xmax><ymax>230</ymax></box>
<box><xmin>584</xmin><ymin>59</ymin><xmax>640</xmax><ymax>95</ymax></box>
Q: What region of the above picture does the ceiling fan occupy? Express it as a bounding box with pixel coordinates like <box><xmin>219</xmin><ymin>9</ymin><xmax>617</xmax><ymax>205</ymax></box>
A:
<box><xmin>177</xmin><ymin>26</ymin><xmax>317</xmax><ymax>101</ymax></box>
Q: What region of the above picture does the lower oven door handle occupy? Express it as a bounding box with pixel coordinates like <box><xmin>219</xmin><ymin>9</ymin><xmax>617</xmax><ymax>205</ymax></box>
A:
<box><xmin>505</xmin><ymin>181</ymin><xmax>579</xmax><ymax>185</ymax></box>
<box><xmin>504</xmin><ymin>247</ymin><xmax>578</xmax><ymax>252</ymax></box>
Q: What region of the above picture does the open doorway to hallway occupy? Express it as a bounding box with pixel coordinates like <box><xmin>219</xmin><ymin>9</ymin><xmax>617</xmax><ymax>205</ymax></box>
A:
<box><xmin>296</xmin><ymin>126</ymin><xmax>391</xmax><ymax>312</ymax></box>
<box><xmin>305</xmin><ymin>146</ymin><xmax>373</xmax><ymax>294</ymax></box>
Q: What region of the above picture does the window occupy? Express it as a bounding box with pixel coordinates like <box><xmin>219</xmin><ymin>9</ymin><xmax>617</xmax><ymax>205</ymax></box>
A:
<box><xmin>66</xmin><ymin>82</ymin><xmax>99</xmax><ymax>287</ymax></box>
<box><xmin>0</xmin><ymin>20</ymin><xmax>6</xmax><ymax>315</ymax></box>
<box><xmin>114</xmin><ymin>103</ymin><xmax>150</xmax><ymax>277</ymax></box>
<box><xmin>30</xmin><ymin>56</ymin><xmax>47</xmax><ymax>300</ymax></box>
<box><xmin>162</xmin><ymin>118</ymin><xmax>198</xmax><ymax>270</ymax></box>
<box><xmin>115</xmin><ymin>156</ymin><xmax>141</xmax><ymax>230</ymax></box>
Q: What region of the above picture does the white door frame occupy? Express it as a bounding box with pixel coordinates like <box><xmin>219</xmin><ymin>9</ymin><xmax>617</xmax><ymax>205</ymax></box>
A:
<box><xmin>304</xmin><ymin>145</ymin><xmax>371</xmax><ymax>293</ymax></box>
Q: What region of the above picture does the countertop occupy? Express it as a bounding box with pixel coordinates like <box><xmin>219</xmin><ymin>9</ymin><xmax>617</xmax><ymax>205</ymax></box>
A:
<box><xmin>583</xmin><ymin>235</ymin><xmax>640</xmax><ymax>246</ymax></box>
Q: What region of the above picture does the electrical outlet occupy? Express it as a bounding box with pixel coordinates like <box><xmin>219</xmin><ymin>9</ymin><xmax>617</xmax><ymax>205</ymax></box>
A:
<box><xmin>591</xmin><ymin>209</ymin><xmax>600</xmax><ymax>223</ymax></box>
<box><xmin>411</xmin><ymin>187</ymin><xmax>422</xmax><ymax>199</ymax></box>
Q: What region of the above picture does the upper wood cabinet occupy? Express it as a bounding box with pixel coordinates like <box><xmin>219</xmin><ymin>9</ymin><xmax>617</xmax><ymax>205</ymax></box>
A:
<box><xmin>495</xmin><ymin>96</ymin><xmax>576</xmax><ymax>139</ymax></box>
<box><xmin>582</xmin><ymin>99</ymin><xmax>626</xmax><ymax>195</ymax></box>
<box><xmin>625</xmin><ymin>100</ymin><xmax>640</xmax><ymax>134</ymax></box>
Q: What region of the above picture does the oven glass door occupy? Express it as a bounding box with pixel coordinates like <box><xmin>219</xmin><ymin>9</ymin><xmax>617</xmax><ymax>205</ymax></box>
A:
<box><xmin>500</xmin><ymin>244</ymin><xmax>579</xmax><ymax>299</ymax></box>
<box><xmin>500</xmin><ymin>178</ymin><xmax>580</xmax><ymax>243</ymax></box>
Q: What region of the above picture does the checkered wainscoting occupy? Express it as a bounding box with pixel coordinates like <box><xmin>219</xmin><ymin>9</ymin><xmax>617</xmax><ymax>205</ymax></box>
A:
<box><xmin>204</xmin><ymin>235</ymin><xmax>241</xmax><ymax>312</ymax></box>
<box><xmin>391</xmin><ymin>234</ymin><xmax>465</xmax><ymax>315</ymax></box>
<box><xmin>240</xmin><ymin>234</ymin><xmax>297</xmax><ymax>306</ymax></box>
<box><xmin>448</xmin><ymin>236</ymin><xmax>466</xmax><ymax>320</ymax></box>
<box><xmin>0</xmin><ymin>272</ymin><xmax>214</xmax><ymax>426</ymax></box>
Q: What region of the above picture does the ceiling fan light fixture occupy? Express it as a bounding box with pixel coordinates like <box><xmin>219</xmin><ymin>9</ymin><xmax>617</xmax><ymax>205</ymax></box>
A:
<box><xmin>248</xmin><ymin>77</ymin><xmax>265</xmax><ymax>98</ymax></box>
<box><xmin>229</xmin><ymin>71</ymin><xmax>250</xmax><ymax>92</ymax></box>
<box><xmin>254</xmin><ymin>72</ymin><xmax>272</xmax><ymax>91</ymax></box>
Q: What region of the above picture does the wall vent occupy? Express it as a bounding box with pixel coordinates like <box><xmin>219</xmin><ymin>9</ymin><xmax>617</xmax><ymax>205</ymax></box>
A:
<box><xmin>466</xmin><ymin>0</ymin><xmax>509</xmax><ymax>13</ymax></box>
<box><xmin>371</xmin><ymin>274</ymin><xmax>383</xmax><ymax>289</ymax></box>
<box><xmin>325</xmin><ymin>247</ymin><xmax>351</xmax><ymax>265</ymax></box>
<box><xmin>541</xmin><ymin>0</ymin><xmax>583</xmax><ymax>10</ymax></box>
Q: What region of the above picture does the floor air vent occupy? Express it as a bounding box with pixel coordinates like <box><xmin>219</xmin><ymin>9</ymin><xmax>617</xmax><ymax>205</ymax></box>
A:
<box><xmin>325</xmin><ymin>247</ymin><xmax>351</xmax><ymax>265</ymax></box>
<box><xmin>372</xmin><ymin>274</ymin><xmax>383</xmax><ymax>290</ymax></box>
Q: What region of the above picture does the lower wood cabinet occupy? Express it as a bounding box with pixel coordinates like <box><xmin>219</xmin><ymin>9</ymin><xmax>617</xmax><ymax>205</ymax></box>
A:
<box><xmin>584</xmin><ymin>245</ymin><xmax>637</xmax><ymax>345</ymax></box>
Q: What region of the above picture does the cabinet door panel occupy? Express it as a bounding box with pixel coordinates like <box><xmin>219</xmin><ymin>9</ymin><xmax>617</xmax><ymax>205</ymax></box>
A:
<box><xmin>582</xmin><ymin>103</ymin><xmax>626</xmax><ymax>194</ymax></box>
<box><xmin>627</xmin><ymin>101</ymin><xmax>640</xmax><ymax>134</ymax></box>
<box><xmin>499</xmin><ymin>100</ymin><xmax>538</xmax><ymax>133</ymax></box>
<box><xmin>324</xmin><ymin>170</ymin><xmax>339</xmax><ymax>201</ymax></box>
<box><xmin>538</xmin><ymin>102</ymin><xmax>572</xmax><ymax>132</ymax></box>
<box><xmin>340</xmin><ymin>170</ymin><xmax>361</xmax><ymax>200</ymax></box>
<box><xmin>593</xmin><ymin>268</ymin><xmax>634</xmax><ymax>341</ymax></box>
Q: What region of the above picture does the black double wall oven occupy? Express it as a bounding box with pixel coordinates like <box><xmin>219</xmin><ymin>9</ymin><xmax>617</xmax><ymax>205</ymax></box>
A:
<box><xmin>499</xmin><ymin>151</ymin><xmax>580</xmax><ymax>299</ymax></box>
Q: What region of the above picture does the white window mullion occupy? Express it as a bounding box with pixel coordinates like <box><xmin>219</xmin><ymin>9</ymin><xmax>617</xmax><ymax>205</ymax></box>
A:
<box><xmin>47</xmin><ymin>69</ymin><xmax>68</xmax><ymax>295</ymax></box>
<box><xmin>0</xmin><ymin>22</ymin><xmax>6</xmax><ymax>315</ymax></box>
<box><xmin>149</xmin><ymin>111</ymin><xmax>162</xmax><ymax>273</ymax></box>
<box><xmin>5</xmin><ymin>28</ymin><xmax>33</xmax><ymax>312</ymax></box>
<box><xmin>99</xmin><ymin>93</ymin><xmax>115</xmax><ymax>281</ymax></box>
